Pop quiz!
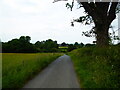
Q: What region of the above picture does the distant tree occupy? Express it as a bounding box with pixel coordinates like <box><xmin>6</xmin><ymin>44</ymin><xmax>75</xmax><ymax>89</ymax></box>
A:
<box><xmin>3</xmin><ymin>37</ymin><xmax>59</xmax><ymax>53</ymax></box>
<box><xmin>85</xmin><ymin>43</ymin><xmax>95</xmax><ymax>47</ymax></box>
<box><xmin>44</xmin><ymin>39</ymin><xmax>58</xmax><ymax>52</ymax></box>
<box><xmin>19</xmin><ymin>36</ymin><xmax>31</xmax><ymax>43</ymax></box>
<box><xmin>61</xmin><ymin>42</ymin><xmax>67</xmax><ymax>46</ymax></box>
<box><xmin>2</xmin><ymin>36</ymin><xmax>36</xmax><ymax>53</ymax></box>
<box><xmin>74</xmin><ymin>42</ymin><xmax>79</xmax><ymax>48</ymax></box>
<box><xmin>2</xmin><ymin>42</ymin><xmax>10</xmax><ymax>53</ymax></box>
<box><xmin>19</xmin><ymin>36</ymin><xmax>26</xmax><ymax>43</ymax></box>
<box><xmin>34</xmin><ymin>39</ymin><xmax>59</xmax><ymax>52</ymax></box>
<box><xmin>67</xmin><ymin>44</ymin><xmax>76</xmax><ymax>52</ymax></box>
<box><xmin>26</xmin><ymin>36</ymin><xmax>31</xmax><ymax>43</ymax></box>
<box><xmin>80</xmin><ymin>42</ymin><xmax>84</xmax><ymax>47</ymax></box>
<box><xmin>8</xmin><ymin>39</ymin><xmax>21</xmax><ymax>52</ymax></box>
<box><xmin>35</xmin><ymin>41</ymin><xmax>43</xmax><ymax>49</ymax></box>
<box><xmin>74</xmin><ymin>42</ymin><xmax>79</xmax><ymax>46</ymax></box>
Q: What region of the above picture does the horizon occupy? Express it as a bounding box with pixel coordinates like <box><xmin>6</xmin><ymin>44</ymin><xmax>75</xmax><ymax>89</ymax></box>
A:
<box><xmin>1</xmin><ymin>36</ymin><xmax>94</xmax><ymax>45</ymax></box>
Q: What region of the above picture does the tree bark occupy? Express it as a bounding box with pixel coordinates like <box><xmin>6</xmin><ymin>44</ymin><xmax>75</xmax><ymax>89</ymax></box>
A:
<box><xmin>95</xmin><ymin>23</ymin><xmax>109</xmax><ymax>47</ymax></box>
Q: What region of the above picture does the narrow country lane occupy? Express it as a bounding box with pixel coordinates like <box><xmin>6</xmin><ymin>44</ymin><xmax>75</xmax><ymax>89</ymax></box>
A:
<box><xmin>23</xmin><ymin>55</ymin><xmax>80</xmax><ymax>88</ymax></box>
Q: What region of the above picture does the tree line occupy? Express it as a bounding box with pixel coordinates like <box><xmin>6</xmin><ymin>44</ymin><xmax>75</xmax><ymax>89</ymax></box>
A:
<box><xmin>2</xmin><ymin>36</ymin><xmax>36</xmax><ymax>53</ymax></box>
<box><xmin>2</xmin><ymin>36</ymin><xmax>96</xmax><ymax>53</ymax></box>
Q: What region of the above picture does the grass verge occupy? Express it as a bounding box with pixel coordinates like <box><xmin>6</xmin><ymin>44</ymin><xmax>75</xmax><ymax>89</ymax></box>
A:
<box><xmin>68</xmin><ymin>46</ymin><xmax>120</xmax><ymax>88</ymax></box>
<box><xmin>2</xmin><ymin>53</ymin><xmax>63</xmax><ymax>88</ymax></box>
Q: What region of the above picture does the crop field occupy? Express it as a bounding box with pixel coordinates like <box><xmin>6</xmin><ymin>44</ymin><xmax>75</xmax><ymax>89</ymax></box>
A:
<box><xmin>58</xmin><ymin>46</ymin><xmax>68</xmax><ymax>52</ymax></box>
<box><xmin>2</xmin><ymin>53</ymin><xmax>62</xmax><ymax>88</ymax></box>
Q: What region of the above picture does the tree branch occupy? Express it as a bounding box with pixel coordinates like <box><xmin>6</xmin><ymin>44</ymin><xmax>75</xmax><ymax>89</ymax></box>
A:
<box><xmin>108</xmin><ymin>2</ymin><xmax>118</xmax><ymax>25</ymax></box>
<box><xmin>81</xmin><ymin>2</ymin><xmax>102</xmax><ymax>23</ymax></box>
<box><xmin>95</xmin><ymin>2</ymin><xmax>110</xmax><ymax>16</ymax></box>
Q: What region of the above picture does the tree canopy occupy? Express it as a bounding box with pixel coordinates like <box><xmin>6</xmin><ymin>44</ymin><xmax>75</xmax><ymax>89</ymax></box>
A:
<box><xmin>2</xmin><ymin>36</ymin><xmax>86</xmax><ymax>53</ymax></box>
<box><xmin>2</xmin><ymin>36</ymin><xmax>36</xmax><ymax>53</ymax></box>
<box><xmin>2</xmin><ymin>36</ymin><xmax>59</xmax><ymax>53</ymax></box>
<box><xmin>56</xmin><ymin>0</ymin><xmax>120</xmax><ymax>47</ymax></box>
<box><xmin>35</xmin><ymin>39</ymin><xmax>59</xmax><ymax>52</ymax></box>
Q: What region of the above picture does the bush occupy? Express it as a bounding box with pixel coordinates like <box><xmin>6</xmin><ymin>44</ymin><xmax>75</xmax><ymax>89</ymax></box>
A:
<box><xmin>68</xmin><ymin>46</ymin><xmax>120</xmax><ymax>88</ymax></box>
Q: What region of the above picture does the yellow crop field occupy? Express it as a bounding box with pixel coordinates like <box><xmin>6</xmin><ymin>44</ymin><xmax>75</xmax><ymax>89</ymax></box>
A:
<box><xmin>2</xmin><ymin>53</ymin><xmax>62</xmax><ymax>88</ymax></box>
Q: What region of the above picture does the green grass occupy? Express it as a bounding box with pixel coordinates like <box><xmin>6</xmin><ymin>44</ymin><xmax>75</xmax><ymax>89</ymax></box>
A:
<box><xmin>2</xmin><ymin>53</ymin><xmax>63</xmax><ymax>88</ymax></box>
<box><xmin>68</xmin><ymin>46</ymin><xmax>120</xmax><ymax>88</ymax></box>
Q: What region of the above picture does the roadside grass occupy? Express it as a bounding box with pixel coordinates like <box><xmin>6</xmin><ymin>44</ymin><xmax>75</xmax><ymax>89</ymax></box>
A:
<box><xmin>2</xmin><ymin>53</ymin><xmax>63</xmax><ymax>88</ymax></box>
<box><xmin>68</xmin><ymin>46</ymin><xmax>120</xmax><ymax>88</ymax></box>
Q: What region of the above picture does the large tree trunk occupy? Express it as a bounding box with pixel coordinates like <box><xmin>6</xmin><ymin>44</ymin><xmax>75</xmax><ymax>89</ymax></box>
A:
<box><xmin>95</xmin><ymin>23</ymin><xmax>109</xmax><ymax>47</ymax></box>
<box><xmin>80</xmin><ymin>2</ymin><xmax>118</xmax><ymax>47</ymax></box>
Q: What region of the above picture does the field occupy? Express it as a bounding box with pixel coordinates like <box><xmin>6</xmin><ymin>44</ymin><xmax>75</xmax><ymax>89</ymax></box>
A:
<box><xmin>58</xmin><ymin>46</ymin><xmax>68</xmax><ymax>52</ymax></box>
<box><xmin>2</xmin><ymin>53</ymin><xmax>62</xmax><ymax>88</ymax></box>
<box><xmin>68</xmin><ymin>46</ymin><xmax>120</xmax><ymax>88</ymax></box>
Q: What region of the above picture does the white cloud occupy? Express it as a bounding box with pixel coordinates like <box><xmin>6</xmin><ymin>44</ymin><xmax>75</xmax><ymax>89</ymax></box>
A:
<box><xmin>1</xmin><ymin>0</ymin><xmax>52</xmax><ymax>15</ymax></box>
<box><xmin>0</xmin><ymin>0</ymin><xmax>98</xmax><ymax>44</ymax></box>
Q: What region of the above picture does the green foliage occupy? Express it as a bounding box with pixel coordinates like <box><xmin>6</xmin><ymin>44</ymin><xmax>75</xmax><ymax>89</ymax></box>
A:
<box><xmin>35</xmin><ymin>39</ymin><xmax>59</xmax><ymax>53</ymax></box>
<box><xmin>61</xmin><ymin>42</ymin><xmax>67</xmax><ymax>46</ymax></box>
<box><xmin>2</xmin><ymin>36</ymin><xmax>59</xmax><ymax>53</ymax></box>
<box><xmin>19</xmin><ymin>36</ymin><xmax>31</xmax><ymax>43</ymax></box>
<box><xmin>67</xmin><ymin>42</ymin><xmax>84</xmax><ymax>52</ymax></box>
<box><xmin>2</xmin><ymin>53</ymin><xmax>63</xmax><ymax>88</ymax></box>
<box><xmin>2</xmin><ymin>36</ymin><xmax>36</xmax><ymax>53</ymax></box>
<box><xmin>67</xmin><ymin>44</ymin><xmax>76</xmax><ymax>52</ymax></box>
<box><xmin>2</xmin><ymin>36</ymin><xmax>86</xmax><ymax>53</ymax></box>
<box><xmin>68</xmin><ymin>46</ymin><xmax>120</xmax><ymax>88</ymax></box>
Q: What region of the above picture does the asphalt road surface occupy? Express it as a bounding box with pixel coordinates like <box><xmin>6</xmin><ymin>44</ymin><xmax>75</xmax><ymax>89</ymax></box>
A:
<box><xmin>23</xmin><ymin>55</ymin><xmax>80</xmax><ymax>88</ymax></box>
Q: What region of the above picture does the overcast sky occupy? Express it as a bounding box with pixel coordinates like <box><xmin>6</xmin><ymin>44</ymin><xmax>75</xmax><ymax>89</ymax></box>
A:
<box><xmin>0</xmin><ymin>0</ymin><xmax>118</xmax><ymax>44</ymax></box>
